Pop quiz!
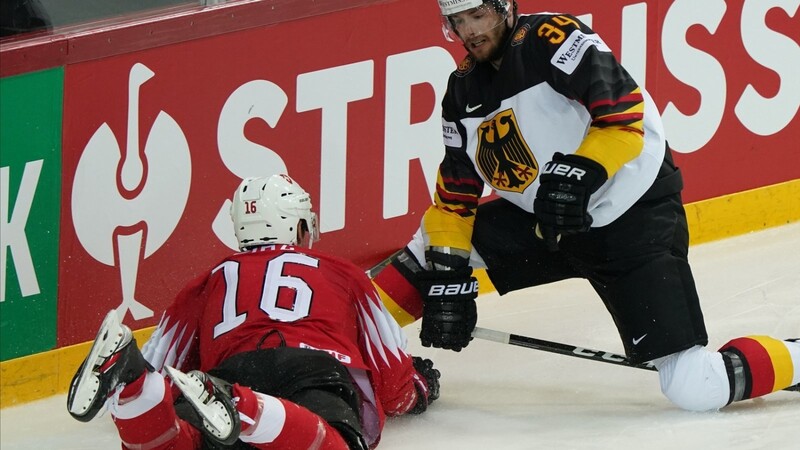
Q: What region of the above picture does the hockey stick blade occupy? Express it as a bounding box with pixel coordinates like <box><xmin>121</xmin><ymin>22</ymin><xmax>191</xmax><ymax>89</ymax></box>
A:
<box><xmin>472</xmin><ymin>327</ymin><xmax>657</xmax><ymax>371</ymax></box>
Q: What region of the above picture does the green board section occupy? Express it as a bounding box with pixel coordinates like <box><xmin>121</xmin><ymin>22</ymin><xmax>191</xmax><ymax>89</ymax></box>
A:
<box><xmin>0</xmin><ymin>68</ymin><xmax>63</xmax><ymax>361</ymax></box>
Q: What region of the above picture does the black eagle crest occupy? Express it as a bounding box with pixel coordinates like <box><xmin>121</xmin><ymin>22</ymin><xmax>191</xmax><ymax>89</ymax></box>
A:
<box><xmin>476</xmin><ymin>110</ymin><xmax>538</xmax><ymax>193</ymax></box>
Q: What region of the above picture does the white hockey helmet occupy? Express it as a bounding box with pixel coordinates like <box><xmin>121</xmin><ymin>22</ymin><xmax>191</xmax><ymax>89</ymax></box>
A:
<box><xmin>230</xmin><ymin>174</ymin><xmax>319</xmax><ymax>250</ymax></box>
<box><xmin>437</xmin><ymin>0</ymin><xmax>512</xmax><ymax>42</ymax></box>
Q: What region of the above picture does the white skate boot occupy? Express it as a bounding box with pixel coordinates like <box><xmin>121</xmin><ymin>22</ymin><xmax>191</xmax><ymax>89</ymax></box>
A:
<box><xmin>165</xmin><ymin>365</ymin><xmax>241</xmax><ymax>446</ymax></box>
<box><xmin>67</xmin><ymin>310</ymin><xmax>150</xmax><ymax>422</ymax></box>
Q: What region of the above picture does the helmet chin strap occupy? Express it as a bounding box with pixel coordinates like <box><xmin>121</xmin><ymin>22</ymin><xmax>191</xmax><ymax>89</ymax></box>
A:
<box><xmin>490</xmin><ymin>16</ymin><xmax>515</xmax><ymax>66</ymax></box>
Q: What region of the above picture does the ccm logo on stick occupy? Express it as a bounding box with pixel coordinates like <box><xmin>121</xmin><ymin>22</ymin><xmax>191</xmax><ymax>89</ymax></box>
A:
<box><xmin>428</xmin><ymin>280</ymin><xmax>479</xmax><ymax>296</ymax></box>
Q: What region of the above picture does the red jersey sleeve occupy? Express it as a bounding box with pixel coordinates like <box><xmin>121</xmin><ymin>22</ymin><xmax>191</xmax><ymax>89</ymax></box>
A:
<box><xmin>141</xmin><ymin>270</ymin><xmax>208</xmax><ymax>372</ymax></box>
<box><xmin>352</xmin><ymin>271</ymin><xmax>428</xmax><ymax>417</ymax></box>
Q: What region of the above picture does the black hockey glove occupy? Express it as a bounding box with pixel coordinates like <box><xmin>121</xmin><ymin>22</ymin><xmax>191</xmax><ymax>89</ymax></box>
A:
<box><xmin>534</xmin><ymin>153</ymin><xmax>608</xmax><ymax>250</ymax></box>
<box><xmin>407</xmin><ymin>356</ymin><xmax>441</xmax><ymax>415</ymax></box>
<box><xmin>417</xmin><ymin>267</ymin><xmax>478</xmax><ymax>352</ymax></box>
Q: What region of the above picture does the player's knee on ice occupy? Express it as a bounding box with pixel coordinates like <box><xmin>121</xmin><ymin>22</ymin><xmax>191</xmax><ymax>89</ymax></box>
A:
<box><xmin>653</xmin><ymin>345</ymin><xmax>730</xmax><ymax>412</ymax></box>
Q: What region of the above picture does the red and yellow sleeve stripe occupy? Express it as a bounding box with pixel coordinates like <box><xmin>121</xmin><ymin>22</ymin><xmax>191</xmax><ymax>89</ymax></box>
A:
<box><xmin>424</xmin><ymin>170</ymin><xmax>481</xmax><ymax>251</ymax></box>
<box><xmin>433</xmin><ymin>170</ymin><xmax>481</xmax><ymax>217</ymax></box>
<box><xmin>576</xmin><ymin>88</ymin><xmax>645</xmax><ymax>177</ymax></box>
<box><xmin>372</xmin><ymin>264</ymin><xmax>421</xmax><ymax>327</ymax></box>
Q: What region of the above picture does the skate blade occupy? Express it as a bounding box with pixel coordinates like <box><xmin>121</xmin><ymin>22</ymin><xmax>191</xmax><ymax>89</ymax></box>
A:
<box><xmin>165</xmin><ymin>366</ymin><xmax>235</xmax><ymax>441</ymax></box>
<box><xmin>67</xmin><ymin>311</ymin><xmax>127</xmax><ymax>417</ymax></box>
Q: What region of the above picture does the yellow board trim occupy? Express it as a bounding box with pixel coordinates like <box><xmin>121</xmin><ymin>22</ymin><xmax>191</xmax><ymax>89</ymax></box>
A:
<box><xmin>684</xmin><ymin>179</ymin><xmax>800</xmax><ymax>245</ymax></box>
<box><xmin>1</xmin><ymin>327</ymin><xmax>154</xmax><ymax>408</ymax></box>
<box><xmin>2</xmin><ymin>179</ymin><xmax>799</xmax><ymax>408</ymax></box>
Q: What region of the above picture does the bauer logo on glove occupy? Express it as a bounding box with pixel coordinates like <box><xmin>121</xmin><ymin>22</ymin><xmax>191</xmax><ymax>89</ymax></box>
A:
<box><xmin>541</xmin><ymin>162</ymin><xmax>589</xmax><ymax>180</ymax></box>
<box><xmin>534</xmin><ymin>152</ymin><xmax>609</xmax><ymax>251</ymax></box>
<box><xmin>427</xmin><ymin>279</ymin><xmax>479</xmax><ymax>297</ymax></box>
<box><xmin>417</xmin><ymin>267</ymin><xmax>479</xmax><ymax>352</ymax></box>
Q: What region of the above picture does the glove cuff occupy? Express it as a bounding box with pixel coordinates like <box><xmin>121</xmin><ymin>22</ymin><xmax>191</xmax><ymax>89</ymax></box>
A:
<box><xmin>417</xmin><ymin>266</ymin><xmax>474</xmax><ymax>282</ymax></box>
<box><xmin>425</xmin><ymin>247</ymin><xmax>470</xmax><ymax>271</ymax></box>
<box><xmin>407</xmin><ymin>379</ymin><xmax>430</xmax><ymax>415</ymax></box>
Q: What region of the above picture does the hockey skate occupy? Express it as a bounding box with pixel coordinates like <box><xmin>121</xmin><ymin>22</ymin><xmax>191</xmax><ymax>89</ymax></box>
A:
<box><xmin>67</xmin><ymin>310</ymin><xmax>150</xmax><ymax>422</ymax></box>
<box><xmin>165</xmin><ymin>366</ymin><xmax>242</xmax><ymax>446</ymax></box>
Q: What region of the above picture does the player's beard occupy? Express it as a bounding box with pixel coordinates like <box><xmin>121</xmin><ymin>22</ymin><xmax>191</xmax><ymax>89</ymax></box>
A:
<box><xmin>463</xmin><ymin>20</ymin><xmax>512</xmax><ymax>65</ymax></box>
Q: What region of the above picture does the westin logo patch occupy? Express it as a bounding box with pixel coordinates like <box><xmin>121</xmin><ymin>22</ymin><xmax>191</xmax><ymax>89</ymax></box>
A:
<box><xmin>442</xmin><ymin>119</ymin><xmax>462</xmax><ymax>148</ymax></box>
<box><xmin>550</xmin><ymin>29</ymin><xmax>611</xmax><ymax>75</ymax></box>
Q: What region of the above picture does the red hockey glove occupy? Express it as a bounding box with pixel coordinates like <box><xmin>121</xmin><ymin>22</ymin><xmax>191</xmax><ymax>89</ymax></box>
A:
<box><xmin>417</xmin><ymin>267</ymin><xmax>478</xmax><ymax>352</ymax></box>
<box><xmin>534</xmin><ymin>153</ymin><xmax>608</xmax><ymax>250</ymax></box>
<box><xmin>407</xmin><ymin>357</ymin><xmax>441</xmax><ymax>415</ymax></box>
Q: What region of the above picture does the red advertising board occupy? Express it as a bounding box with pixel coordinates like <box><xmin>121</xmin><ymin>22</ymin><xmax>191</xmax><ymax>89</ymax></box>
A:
<box><xmin>647</xmin><ymin>0</ymin><xmax>799</xmax><ymax>200</ymax></box>
<box><xmin>59</xmin><ymin>0</ymin><xmax>449</xmax><ymax>343</ymax></box>
<box><xmin>58</xmin><ymin>0</ymin><xmax>799</xmax><ymax>345</ymax></box>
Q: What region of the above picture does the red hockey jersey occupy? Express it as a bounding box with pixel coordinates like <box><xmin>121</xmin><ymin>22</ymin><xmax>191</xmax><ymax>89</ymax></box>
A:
<box><xmin>141</xmin><ymin>244</ymin><xmax>425</xmax><ymax>447</ymax></box>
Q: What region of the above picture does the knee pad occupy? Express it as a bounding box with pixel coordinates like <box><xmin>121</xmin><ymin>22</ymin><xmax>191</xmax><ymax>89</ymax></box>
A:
<box><xmin>654</xmin><ymin>345</ymin><xmax>730</xmax><ymax>411</ymax></box>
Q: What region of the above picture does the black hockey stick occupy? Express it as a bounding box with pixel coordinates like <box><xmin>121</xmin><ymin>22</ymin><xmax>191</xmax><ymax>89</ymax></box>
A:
<box><xmin>472</xmin><ymin>327</ymin><xmax>658</xmax><ymax>371</ymax></box>
<box><xmin>472</xmin><ymin>327</ymin><xmax>800</xmax><ymax>392</ymax></box>
<box><xmin>366</xmin><ymin>252</ymin><xmax>654</xmax><ymax>370</ymax></box>
<box><xmin>367</xmin><ymin>253</ymin><xmax>799</xmax><ymax>391</ymax></box>
<box><xmin>365</xmin><ymin>249</ymin><xmax>404</xmax><ymax>278</ymax></box>
<box><xmin>366</xmin><ymin>253</ymin><xmax>655</xmax><ymax>371</ymax></box>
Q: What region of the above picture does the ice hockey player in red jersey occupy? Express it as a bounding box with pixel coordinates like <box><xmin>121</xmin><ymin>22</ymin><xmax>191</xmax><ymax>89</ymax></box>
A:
<box><xmin>372</xmin><ymin>0</ymin><xmax>799</xmax><ymax>412</ymax></box>
<box><xmin>67</xmin><ymin>174</ymin><xmax>440</xmax><ymax>449</ymax></box>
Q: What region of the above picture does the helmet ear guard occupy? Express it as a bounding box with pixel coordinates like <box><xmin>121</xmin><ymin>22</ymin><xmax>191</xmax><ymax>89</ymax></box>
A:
<box><xmin>230</xmin><ymin>174</ymin><xmax>319</xmax><ymax>250</ymax></box>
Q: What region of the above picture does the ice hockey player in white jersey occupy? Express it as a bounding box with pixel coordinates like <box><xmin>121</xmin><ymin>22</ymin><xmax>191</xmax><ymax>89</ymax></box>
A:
<box><xmin>372</xmin><ymin>0</ymin><xmax>799</xmax><ymax>411</ymax></box>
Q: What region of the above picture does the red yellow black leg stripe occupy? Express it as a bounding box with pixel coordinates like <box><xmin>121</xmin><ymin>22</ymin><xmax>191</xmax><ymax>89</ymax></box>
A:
<box><xmin>720</xmin><ymin>336</ymin><xmax>794</xmax><ymax>400</ymax></box>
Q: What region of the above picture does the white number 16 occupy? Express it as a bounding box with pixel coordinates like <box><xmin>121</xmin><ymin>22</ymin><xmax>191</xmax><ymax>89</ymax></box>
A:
<box><xmin>213</xmin><ymin>253</ymin><xmax>319</xmax><ymax>338</ymax></box>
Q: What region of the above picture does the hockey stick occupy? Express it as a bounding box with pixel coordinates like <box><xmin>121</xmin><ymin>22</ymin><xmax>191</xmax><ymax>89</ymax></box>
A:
<box><xmin>472</xmin><ymin>327</ymin><xmax>658</xmax><ymax>371</ymax></box>
<box><xmin>365</xmin><ymin>253</ymin><xmax>653</xmax><ymax>370</ymax></box>
<box><xmin>366</xmin><ymin>253</ymin><xmax>655</xmax><ymax>371</ymax></box>
<box><xmin>367</xmin><ymin>253</ymin><xmax>800</xmax><ymax>391</ymax></box>
<box><xmin>472</xmin><ymin>328</ymin><xmax>800</xmax><ymax>392</ymax></box>
<box><xmin>366</xmin><ymin>249</ymin><xmax>404</xmax><ymax>278</ymax></box>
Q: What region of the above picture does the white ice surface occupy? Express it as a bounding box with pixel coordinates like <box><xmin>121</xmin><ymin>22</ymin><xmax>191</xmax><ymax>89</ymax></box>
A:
<box><xmin>2</xmin><ymin>223</ymin><xmax>799</xmax><ymax>449</ymax></box>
